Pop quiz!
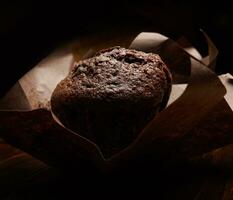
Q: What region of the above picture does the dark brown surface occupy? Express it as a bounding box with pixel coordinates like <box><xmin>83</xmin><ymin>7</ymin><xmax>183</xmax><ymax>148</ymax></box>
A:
<box><xmin>0</xmin><ymin>109</ymin><xmax>104</xmax><ymax>171</ymax></box>
<box><xmin>0</xmin><ymin>99</ymin><xmax>233</xmax><ymax>200</ymax></box>
<box><xmin>51</xmin><ymin>47</ymin><xmax>172</xmax><ymax>158</ymax></box>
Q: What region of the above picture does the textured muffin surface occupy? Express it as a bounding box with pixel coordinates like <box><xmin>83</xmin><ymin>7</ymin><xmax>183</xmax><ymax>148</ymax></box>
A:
<box><xmin>51</xmin><ymin>46</ymin><xmax>172</xmax><ymax>158</ymax></box>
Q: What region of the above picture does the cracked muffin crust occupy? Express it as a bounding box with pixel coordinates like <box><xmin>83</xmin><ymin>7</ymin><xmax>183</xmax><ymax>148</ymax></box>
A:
<box><xmin>51</xmin><ymin>46</ymin><xmax>172</xmax><ymax>158</ymax></box>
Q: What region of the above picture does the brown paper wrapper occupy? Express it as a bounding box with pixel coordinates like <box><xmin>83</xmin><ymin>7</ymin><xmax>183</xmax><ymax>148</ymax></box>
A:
<box><xmin>0</xmin><ymin>31</ymin><xmax>232</xmax><ymax>173</ymax></box>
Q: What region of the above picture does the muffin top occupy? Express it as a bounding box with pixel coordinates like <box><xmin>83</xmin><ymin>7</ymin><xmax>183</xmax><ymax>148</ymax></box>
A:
<box><xmin>54</xmin><ymin>46</ymin><xmax>171</xmax><ymax>104</ymax></box>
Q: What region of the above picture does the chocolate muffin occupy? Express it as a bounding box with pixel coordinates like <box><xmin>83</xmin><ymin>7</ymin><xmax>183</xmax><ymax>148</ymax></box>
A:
<box><xmin>51</xmin><ymin>46</ymin><xmax>172</xmax><ymax>158</ymax></box>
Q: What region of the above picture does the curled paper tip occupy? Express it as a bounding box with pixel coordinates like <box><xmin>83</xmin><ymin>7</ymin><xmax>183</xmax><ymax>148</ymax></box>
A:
<box><xmin>176</xmin><ymin>36</ymin><xmax>202</xmax><ymax>61</ymax></box>
<box><xmin>200</xmin><ymin>30</ymin><xmax>219</xmax><ymax>70</ymax></box>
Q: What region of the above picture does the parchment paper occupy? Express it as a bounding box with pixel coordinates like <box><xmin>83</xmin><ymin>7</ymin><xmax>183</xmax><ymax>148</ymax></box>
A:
<box><xmin>0</xmin><ymin>32</ymin><xmax>232</xmax><ymax>172</ymax></box>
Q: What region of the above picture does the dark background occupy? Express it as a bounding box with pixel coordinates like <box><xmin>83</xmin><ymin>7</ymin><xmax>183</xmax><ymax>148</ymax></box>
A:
<box><xmin>0</xmin><ymin>2</ymin><xmax>233</xmax><ymax>199</ymax></box>
<box><xmin>0</xmin><ymin>1</ymin><xmax>232</xmax><ymax>97</ymax></box>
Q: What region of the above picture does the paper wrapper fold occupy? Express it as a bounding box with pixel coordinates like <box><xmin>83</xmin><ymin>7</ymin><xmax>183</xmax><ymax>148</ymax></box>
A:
<box><xmin>0</xmin><ymin>31</ymin><xmax>233</xmax><ymax>172</ymax></box>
